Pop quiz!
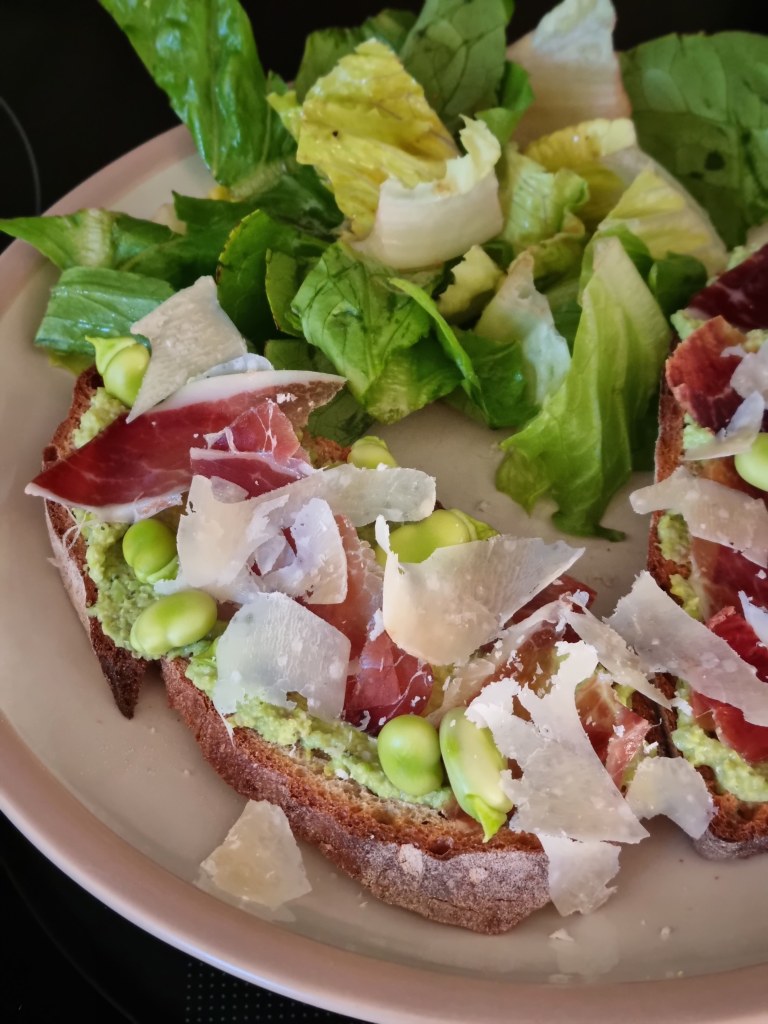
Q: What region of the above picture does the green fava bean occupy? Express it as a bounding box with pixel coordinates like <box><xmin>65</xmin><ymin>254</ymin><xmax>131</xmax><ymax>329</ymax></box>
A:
<box><xmin>439</xmin><ymin>708</ymin><xmax>513</xmax><ymax>841</ymax></box>
<box><xmin>735</xmin><ymin>434</ymin><xmax>768</xmax><ymax>491</ymax></box>
<box><xmin>103</xmin><ymin>343</ymin><xmax>150</xmax><ymax>407</ymax></box>
<box><xmin>377</xmin><ymin>715</ymin><xmax>444</xmax><ymax>796</ymax></box>
<box><xmin>387</xmin><ymin>509</ymin><xmax>473</xmax><ymax>564</ymax></box>
<box><xmin>130</xmin><ymin>590</ymin><xmax>218</xmax><ymax>658</ymax></box>
<box><xmin>348</xmin><ymin>435</ymin><xmax>398</xmax><ymax>469</ymax></box>
<box><xmin>122</xmin><ymin>519</ymin><xmax>179</xmax><ymax>584</ymax></box>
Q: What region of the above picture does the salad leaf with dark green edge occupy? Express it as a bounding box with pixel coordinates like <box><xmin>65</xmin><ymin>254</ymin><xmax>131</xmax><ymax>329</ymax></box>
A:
<box><xmin>172</xmin><ymin>194</ymin><xmax>260</xmax><ymax>234</ymax></box>
<box><xmin>496</xmin><ymin>238</ymin><xmax>670</xmax><ymax>540</ymax></box>
<box><xmin>265</xmin><ymin>250</ymin><xmax>311</xmax><ymax>338</ymax></box>
<box><xmin>648</xmin><ymin>252</ymin><xmax>707</xmax><ymax>320</ymax></box>
<box><xmin>265</xmin><ymin>339</ymin><xmax>373</xmax><ymax>445</ymax></box>
<box><xmin>390</xmin><ymin>278</ymin><xmax>486</xmax><ymax>413</ymax></box>
<box><xmin>444</xmin><ymin>328</ymin><xmax>533</xmax><ymax>428</ymax></box>
<box><xmin>34</xmin><ymin>267</ymin><xmax>174</xmax><ymax>359</ymax></box>
<box><xmin>363</xmin><ymin>337</ymin><xmax>462</xmax><ymax>424</ymax></box>
<box><xmin>477</xmin><ymin>61</ymin><xmax>534</xmax><ymax>146</ymax></box>
<box><xmin>292</xmin><ymin>243</ymin><xmax>457</xmax><ymax>422</ymax></box>
<box><xmin>400</xmin><ymin>0</ymin><xmax>512</xmax><ymax>132</ymax></box>
<box><xmin>621</xmin><ymin>32</ymin><xmax>768</xmax><ymax>249</ymax></box>
<box><xmin>294</xmin><ymin>8</ymin><xmax>417</xmax><ymax>100</ymax></box>
<box><xmin>98</xmin><ymin>0</ymin><xmax>275</xmax><ymax>189</ymax></box>
<box><xmin>0</xmin><ymin>210</ymin><xmax>172</xmax><ymax>271</ymax></box>
<box><xmin>216</xmin><ymin>210</ymin><xmax>327</xmax><ymax>347</ymax></box>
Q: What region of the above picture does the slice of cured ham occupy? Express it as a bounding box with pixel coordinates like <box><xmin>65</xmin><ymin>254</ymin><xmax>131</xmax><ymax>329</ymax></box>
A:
<box><xmin>26</xmin><ymin>370</ymin><xmax>344</xmax><ymax>521</ymax></box>
<box><xmin>691</xmin><ymin>607</ymin><xmax>768</xmax><ymax>764</ymax></box>
<box><xmin>686</xmin><ymin>244</ymin><xmax>768</xmax><ymax>332</ymax></box>
<box><xmin>665</xmin><ymin>317</ymin><xmax>749</xmax><ymax>432</ymax></box>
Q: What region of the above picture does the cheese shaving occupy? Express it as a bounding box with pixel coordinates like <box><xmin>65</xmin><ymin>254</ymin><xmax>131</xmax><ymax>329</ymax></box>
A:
<box><xmin>214</xmin><ymin>592</ymin><xmax>350</xmax><ymax>721</ymax></box>
<box><xmin>630</xmin><ymin>466</ymin><xmax>768</xmax><ymax>566</ymax></box>
<box><xmin>129</xmin><ymin>276</ymin><xmax>248</xmax><ymax>421</ymax></box>
<box><xmin>682</xmin><ymin>392</ymin><xmax>765</xmax><ymax>461</ymax></box>
<box><xmin>377</xmin><ymin>519</ymin><xmax>583</xmax><ymax>665</ymax></box>
<box><xmin>536</xmin><ymin>835</ymin><xmax>621</xmax><ymax>917</ymax></box>
<box><xmin>563</xmin><ymin>606</ymin><xmax>671</xmax><ymax>707</ymax></box>
<box><xmin>199</xmin><ymin>800</ymin><xmax>310</xmax><ymax>909</ymax></box>
<box><xmin>468</xmin><ymin>643</ymin><xmax>648</xmax><ymax>844</ymax></box>
<box><xmin>625</xmin><ymin>758</ymin><xmax>714</xmax><ymax>839</ymax></box>
<box><xmin>739</xmin><ymin>592</ymin><xmax>768</xmax><ymax>649</ymax></box>
<box><xmin>609</xmin><ymin>572</ymin><xmax>768</xmax><ymax>727</ymax></box>
<box><xmin>730</xmin><ymin>340</ymin><xmax>768</xmax><ymax>401</ymax></box>
<box><xmin>259</xmin><ymin>498</ymin><xmax>348</xmax><ymax>604</ymax></box>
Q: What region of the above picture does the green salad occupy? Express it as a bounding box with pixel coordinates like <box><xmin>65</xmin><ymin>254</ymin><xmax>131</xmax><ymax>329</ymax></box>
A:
<box><xmin>2</xmin><ymin>0</ymin><xmax>766</xmax><ymax>539</ymax></box>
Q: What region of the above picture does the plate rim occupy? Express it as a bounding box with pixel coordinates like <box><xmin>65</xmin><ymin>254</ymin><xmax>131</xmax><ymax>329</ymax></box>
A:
<box><xmin>1</xmin><ymin>124</ymin><xmax>768</xmax><ymax>1024</ymax></box>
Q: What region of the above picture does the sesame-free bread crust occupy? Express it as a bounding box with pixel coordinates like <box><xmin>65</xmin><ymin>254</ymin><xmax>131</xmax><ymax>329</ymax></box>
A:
<box><xmin>42</xmin><ymin>368</ymin><xmax>148</xmax><ymax>717</ymax></box>
<box><xmin>160</xmin><ymin>657</ymin><xmax>550</xmax><ymax>932</ymax></box>
<box><xmin>648</xmin><ymin>377</ymin><xmax>768</xmax><ymax>859</ymax></box>
<box><xmin>39</xmin><ymin>368</ymin><xmax>551</xmax><ymax>932</ymax></box>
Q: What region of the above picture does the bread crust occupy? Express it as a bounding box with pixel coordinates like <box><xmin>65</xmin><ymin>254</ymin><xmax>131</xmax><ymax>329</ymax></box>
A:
<box><xmin>160</xmin><ymin>657</ymin><xmax>550</xmax><ymax>932</ymax></box>
<box><xmin>648</xmin><ymin>377</ymin><xmax>768</xmax><ymax>859</ymax></box>
<box><xmin>42</xmin><ymin>368</ymin><xmax>148</xmax><ymax>717</ymax></box>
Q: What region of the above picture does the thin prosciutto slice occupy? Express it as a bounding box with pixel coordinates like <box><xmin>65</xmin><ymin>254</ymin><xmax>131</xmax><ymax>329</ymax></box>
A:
<box><xmin>691</xmin><ymin>607</ymin><xmax>768</xmax><ymax>764</ymax></box>
<box><xmin>687</xmin><ymin>244</ymin><xmax>768</xmax><ymax>332</ymax></box>
<box><xmin>665</xmin><ymin>317</ymin><xmax>749</xmax><ymax>432</ymax></box>
<box><xmin>575</xmin><ymin>675</ymin><xmax>650</xmax><ymax>788</ymax></box>
<box><xmin>309</xmin><ymin>518</ymin><xmax>433</xmax><ymax>734</ymax></box>
<box><xmin>192</xmin><ymin>400</ymin><xmax>313</xmax><ymax>498</ymax></box>
<box><xmin>26</xmin><ymin>370</ymin><xmax>344</xmax><ymax>522</ymax></box>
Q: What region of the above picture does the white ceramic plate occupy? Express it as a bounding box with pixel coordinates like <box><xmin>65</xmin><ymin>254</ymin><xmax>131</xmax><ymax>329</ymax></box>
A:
<box><xmin>1</xmin><ymin>126</ymin><xmax>768</xmax><ymax>1024</ymax></box>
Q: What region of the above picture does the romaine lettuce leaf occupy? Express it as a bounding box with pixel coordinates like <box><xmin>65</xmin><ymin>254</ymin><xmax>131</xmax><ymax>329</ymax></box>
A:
<box><xmin>292</xmin><ymin>243</ymin><xmax>458</xmax><ymax>422</ymax></box>
<box><xmin>34</xmin><ymin>267</ymin><xmax>174</xmax><ymax>359</ymax></box>
<box><xmin>436</xmin><ymin>246</ymin><xmax>504</xmax><ymax>324</ymax></box>
<box><xmin>0</xmin><ymin>210</ymin><xmax>172</xmax><ymax>270</ymax></box>
<box><xmin>294</xmin><ymin>9</ymin><xmax>416</xmax><ymax>100</ymax></box>
<box><xmin>588</xmin><ymin>165</ymin><xmax>727</xmax><ymax>277</ymax></box>
<box><xmin>98</xmin><ymin>0</ymin><xmax>278</xmax><ymax>189</ymax></box>
<box><xmin>507</xmin><ymin>0</ymin><xmax>630</xmax><ymax>146</ymax></box>
<box><xmin>496</xmin><ymin>148</ymin><xmax>588</xmax><ymax>283</ymax></box>
<box><xmin>496</xmin><ymin>236</ymin><xmax>670</xmax><ymax>539</ymax></box>
<box><xmin>216</xmin><ymin>211</ymin><xmax>326</xmax><ymax>346</ymax></box>
<box><xmin>621</xmin><ymin>32</ymin><xmax>768</xmax><ymax>248</ymax></box>
<box><xmin>270</xmin><ymin>40</ymin><xmax>457</xmax><ymax>238</ymax></box>
<box><xmin>400</xmin><ymin>0</ymin><xmax>513</xmax><ymax>131</ymax></box>
<box><xmin>356</xmin><ymin>117</ymin><xmax>503</xmax><ymax>269</ymax></box>
<box><xmin>477</xmin><ymin>61</ymin><xmax>535</xmax><ymax>146</ymax></box>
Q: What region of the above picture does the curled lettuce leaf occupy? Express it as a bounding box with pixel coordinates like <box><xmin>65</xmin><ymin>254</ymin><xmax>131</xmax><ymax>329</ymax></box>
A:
<box><xmin>496</xmin><ymin>237</ymin><xmax>670</xmax><ymax>539</ymax></box>
<box><xmin>356</xmin><ymin>118</ymin><xmax>503</xmax><ymax>270</ymax></box>
<box><xmin>436</xmin><ymin>246</ymin><xmax>504</xmax><ymax>324</ymax></box>
<box><xmin>506</xmin><ymin>0</ymin><xmax>630</xmax><ymax>146</ymax></box>
<box><xmin>523</xmin><ymin>118</ymin><xmax>637</xmax><ymax>228</ymax></box>
<box><xmin>269</xmin><ymin>40</ymin><xmax>457</xmax><ymax>238</ymax></box>
<box><xmin>475</xmin><ymin>252</ymin><xmax>570</xmax><ymax>406</ymax></box>
<box><xmin>587</xmin><ymin>165</ymin><xmax>727</xmax><ymax>278</ymax></box>
<box><xmin>496</xmin><ymin>148</ymin><xmax>588</xmax><ymax>282</ymax></box>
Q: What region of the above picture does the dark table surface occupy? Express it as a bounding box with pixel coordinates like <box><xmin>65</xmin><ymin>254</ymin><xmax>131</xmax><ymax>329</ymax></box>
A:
<box><xmin>1</xmin><ymin>2</ymin><xmax>763</xmax><ymax>1021</ymax></box>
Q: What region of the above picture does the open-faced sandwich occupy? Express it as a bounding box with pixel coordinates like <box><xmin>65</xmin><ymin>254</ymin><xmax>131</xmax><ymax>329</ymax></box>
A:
<box><xmin>630</xmin><ymin>241</ymin><xmax>768</xmax><ymax>859</ymax></box>
<box><xmin>6</xmin><ymin>0</ymin><xmax>768</xmax><ymax>935</ymax></box>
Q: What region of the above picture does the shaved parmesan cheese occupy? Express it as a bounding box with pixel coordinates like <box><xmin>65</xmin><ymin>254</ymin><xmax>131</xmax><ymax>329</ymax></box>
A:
<box><xmin>739</xmin><ymin>592</ymin><xmax>768</xmax><ymax>648</ymax></box>
<box><xmin>377</xmin><ymin>520</ymin><xmax>583</xmax><ymax>665</ymax></box>
<box><xmin>259</xmin><ymin>498</ymin><xmax>348</xmax><ymax>604</ymax></box>
<box><xmin>177</xmin><ymin>475</ymin><xmax>275</xmax><ymax>590</ymax></box>
<box><xmin>536</xmin><ymin>835</ymin><xmax>621</xmax><ymax>917</ymax></box>
<box><xmin>214</xmin><ymin>593</ymin><xmax>350</xmax><ymax>721</ymax></box>
<box><xmin>682</xmin><ymin>392</ymin><xmax>765</xmax><ymax>461</ymax></box>
<box><xmin>731</xmin><ymin>341</ymin><xmax>768</xmax><ymax>401</ymax></box>
<box><xmin>609</xmin><ymin>572</ymin><xmax>768</xmax><ymax>727</ymax></box>
<box><xmin>563</xmin><ymin>607</ymin><xmax>671</xmax><ymax>707</ymax></box>
<box><xmin>630</xmin><ymin>467</ymin><xmax>768</xmax><ymax>566</ymax></box>
<box><xmin>129</xmin><ymin>277</ymin><xmax>248</xmax><ymax>421</ymax></box>
<box><xmin>199</xmin><ymin>800</ymin><xmax>310</xmax><ymax>909</ymax></box>
<box><xmin>468</xmin><ymin>644</ymin><xmax>648</xmax><ymax>843</ymax></box>
<box><xmin>200</xmin><ymin>353</ymin><xmax>273</xmax><ymax>377</ymax></box>
<box><xmin>625</xmin><ymin>758</ymin><xmax>714</xmax><ymax>839</ymax></box>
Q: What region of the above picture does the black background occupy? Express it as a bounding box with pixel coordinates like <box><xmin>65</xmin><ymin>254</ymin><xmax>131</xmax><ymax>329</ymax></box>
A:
<box><xmin>1</xmin><ymin>2</ymin><xmax>764</xmax><ymax>1021</ymax></box>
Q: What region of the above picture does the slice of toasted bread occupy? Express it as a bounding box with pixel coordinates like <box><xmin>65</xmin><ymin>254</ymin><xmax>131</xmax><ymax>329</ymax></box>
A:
<box><xmin>39</xmin><ymin>368</ymin><xmax>551</xmax><ymax>932</ymax></box>
<box><xmin>647</xmin><ymin>377</ymin><xmax>768</xmax><ymax>859</ymax></box>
